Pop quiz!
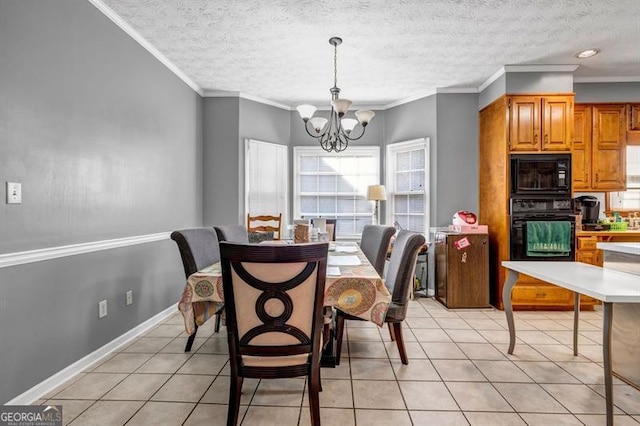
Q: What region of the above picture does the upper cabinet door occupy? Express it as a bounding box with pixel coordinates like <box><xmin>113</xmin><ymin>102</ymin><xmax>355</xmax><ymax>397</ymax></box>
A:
<box><xmin>541</xmin><ymin>96</ymin><xmax>573</xmax><ymax>151</ymax></box>
<box><xmin>508</xmin><ymin>96</ymin><xmax>540</xmax><ymax>151</ymax></box>
<box><xmin>572</xmin><ymin>105</ymin><xmax>592</xmax><ymax>191</ymax></box>
<box><xmin>592</xmin><ymin>104</ymin><xmax>626</xmax><ymax>190</ymax></box>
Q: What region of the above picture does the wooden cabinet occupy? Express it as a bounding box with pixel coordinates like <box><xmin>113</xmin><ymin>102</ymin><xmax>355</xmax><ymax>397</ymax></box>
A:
<box><xmin>576</xmin><ymin>235</ymin><xmax>602</xmax><ymax>266</ymax></box>
<box><xmin>572</xmin><ymin>104</ymin><xmax>626</xmax><ymax>191</ymax></box>
<box><xmin>628</xmin><ymin>104</ymin><xmax>640</xmax><ymax>143</ymax></box>
<box><xmin>572</xmin><ymin>105</ymin><xmax>592</xmax><ymax>190</ymax></box>
<box><xmin>480</xmin><ymin>93</ymin><xmax>582</xmax><ymax>310</ymax></box>
<box><xmin>508</xmin><ymin>95</ymin><xmax>573</xmax><ymax>152</ymax></box>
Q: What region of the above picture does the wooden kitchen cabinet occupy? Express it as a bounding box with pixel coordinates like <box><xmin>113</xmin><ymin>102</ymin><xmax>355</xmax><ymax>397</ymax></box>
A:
<box><xmin>572</xmin><ymin>104</ymin><xmax>626</xmax><ymax>191</ymax></box>
<box><xmin>508</xmin><ymin>95</ymin><xmax>573</xmax><ymax>152</ymax></box>
<box><xmin>628</xmin><ymin>103</ymin><xmax>640</xmax><ymax>143</ymax></box>
<box><xmin>480</xmin><ymin>94</ymin><xmax>585</xmax><ymax>311</ymax></box>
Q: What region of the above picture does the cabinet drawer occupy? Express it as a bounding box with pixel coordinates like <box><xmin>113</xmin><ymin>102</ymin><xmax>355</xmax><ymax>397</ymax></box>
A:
<box><xmin>511</xmin><ymin>283</ymin><xmax>573</xmax><ymax>305</ymax></box>
<box><xmin>577</xmin><ymin>236</ymin><xmax>598</xmax><ymax>250</ymax></box>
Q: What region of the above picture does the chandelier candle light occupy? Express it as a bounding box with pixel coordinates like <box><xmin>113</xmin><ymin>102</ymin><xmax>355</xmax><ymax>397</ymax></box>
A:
<box><xmin>296</xmin><ymin>37</ymin><xmax>375</xmax><ymax>153</ymax></box>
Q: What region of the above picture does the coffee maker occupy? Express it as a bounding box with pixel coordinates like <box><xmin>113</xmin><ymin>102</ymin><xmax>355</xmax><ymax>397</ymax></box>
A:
<box><xmin>575</xmin><ymin>195</ymin><xmax>600</xmax><ymax>224</ymax></box>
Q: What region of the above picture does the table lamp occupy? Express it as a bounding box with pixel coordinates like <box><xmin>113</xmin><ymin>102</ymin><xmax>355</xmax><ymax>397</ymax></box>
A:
<box><xmin>367</xmin><ymin>184</ymin><xmax>386</xmax><ymax>225</ymax></box>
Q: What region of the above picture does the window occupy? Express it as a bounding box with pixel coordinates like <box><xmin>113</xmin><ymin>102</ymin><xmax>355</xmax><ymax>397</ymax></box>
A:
<box><xmin>386</xmin><ymin>138</ymin><xmax>430</xmax><ymax>235</ymax></box>
<box><xmin>244</xmin><ymin>139</ymin><xmax>288</xmax><ymax>225</ymax></box>
<box><xmin>293</xmin><ymin>146</ymin><xmax>380</xmax><ymax>239</ymax></box>
<box><xmin>609</xmin><ymin>145</ymin><xmax>640</xmax><ymax>210</ymax></box>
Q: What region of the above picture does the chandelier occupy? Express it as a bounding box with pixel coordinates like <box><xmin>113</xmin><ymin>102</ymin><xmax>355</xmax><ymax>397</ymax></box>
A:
<box><xmin>296</xmin><ymin>37</ymin><xmax>375</xmax><ymax>153</ymax></box>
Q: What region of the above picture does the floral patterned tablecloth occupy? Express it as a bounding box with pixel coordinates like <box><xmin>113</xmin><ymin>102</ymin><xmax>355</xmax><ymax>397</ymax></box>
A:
<box><xmin>178</xmin><ymin>242</ymin><xmax>391</xmax><ymax>335</ymax></box>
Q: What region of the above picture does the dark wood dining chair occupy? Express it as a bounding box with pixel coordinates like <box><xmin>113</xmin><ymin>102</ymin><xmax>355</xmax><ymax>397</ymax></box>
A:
<box><xmin>336</xmin><ymin>230</ymin><xmax>426</xmax><ymax>365</ymax></box>
<box><xmin>214</xmin><ymin>225</ymin><xmax>249</xmax><ymax>243</ymax></box>
<box><xmin>246</xmin><ymin>213</ymin><xmax>283</xmax><ymax>240</ymax></box>
<box><xmin>219</xmin><ymin>242</ymin><xmax>328</xmax><ymax>426</ymax></box>
<box><xmin>170</xmin><ymin>228</ymin><xmax>224</xmax><ymax>351</ymax></box>
<box><xmin>359</xmin><ymin>224</ymin><xmax>396</xmax><ymax>276</ymax></box>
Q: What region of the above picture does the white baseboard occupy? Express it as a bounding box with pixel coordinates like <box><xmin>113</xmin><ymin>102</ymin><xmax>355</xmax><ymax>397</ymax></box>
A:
<box><xmin>5</xmin><ymin>303</ymin><xmax>178</xmax><ymax>405</ymax></box>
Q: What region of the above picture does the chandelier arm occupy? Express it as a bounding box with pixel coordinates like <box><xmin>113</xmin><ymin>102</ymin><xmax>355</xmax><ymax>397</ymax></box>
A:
<box><xmin>302</xmin><ymin>121</ymin><xmax>323</xmax><ymax>139</ymax></box>
<box><xmin>342</xmin><ymin>125</ymin><xmax>367</xmax><ymax>142</ymax></box>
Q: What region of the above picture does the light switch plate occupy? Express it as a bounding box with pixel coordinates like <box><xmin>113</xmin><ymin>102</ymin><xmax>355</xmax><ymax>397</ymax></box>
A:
<box><xmin>6</xmin><ymin>182</ymin><xmax>22</xmax><ymax>204</ymax></box>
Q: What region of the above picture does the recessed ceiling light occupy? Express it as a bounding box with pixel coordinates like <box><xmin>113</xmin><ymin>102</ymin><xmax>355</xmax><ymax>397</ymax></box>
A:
<box><xmin>576</xmin><ymin>48</ymin><xmax>600</xmax><ymax>59</ymax></box>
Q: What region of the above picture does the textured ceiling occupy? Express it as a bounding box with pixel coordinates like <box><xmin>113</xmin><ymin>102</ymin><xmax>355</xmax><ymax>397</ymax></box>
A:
<box><xmin>101</xmin><ymin>0</ymin><xmax>640</xmax><ymax>108</ymax></box>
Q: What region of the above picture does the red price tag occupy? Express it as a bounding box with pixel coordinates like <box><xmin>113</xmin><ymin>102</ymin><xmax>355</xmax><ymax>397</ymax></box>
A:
<box><xmin>454</xmin><ymin>237</ymin><xmax>471</xmax><ymax>250</ymax></box>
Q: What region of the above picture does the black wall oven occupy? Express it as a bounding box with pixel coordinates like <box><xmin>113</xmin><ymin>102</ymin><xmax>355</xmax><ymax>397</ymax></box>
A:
<box><xmin>510</xmin><ymin>154</ymin><xmax>571</xmax><ymax>198</ymax></box>
<box><xmin>510</xmin><ymin>198</ymin><xmax>575</xmax><ymax>261</ymax></box>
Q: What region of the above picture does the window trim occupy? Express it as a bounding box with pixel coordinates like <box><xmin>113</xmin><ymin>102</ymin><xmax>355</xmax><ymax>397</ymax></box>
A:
<box><xmin>293</xmin><ymin>145</ymin><xmax>381</xmax><ymax>239</ymax></box>
<box><xmin>385</xmin><ymin>138</ymin><xmax>430</xmax><ymax>235</ymax></box>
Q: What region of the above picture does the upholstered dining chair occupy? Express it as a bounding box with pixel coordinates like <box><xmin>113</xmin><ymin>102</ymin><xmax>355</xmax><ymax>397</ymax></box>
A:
<box><xmin>359</xmin><ymin>224</ymin><xmax>396</xmax><ymax>277</ymax></box>
<box><xmin>246</xmin><ymin>213</ymin><xmax>283</xmax><ymax>240</ymax></box>
<box><xmin>213</xmin><ymin>224</ymin><xmax>249</xmax><ymax>243</ymax></box>
<box><xmin>219</xmin><ymin>242</ymin><xmax>328</xmax><ymax>426</ymax></box>
<box><xmin>336</xmin><ymin>230</ymin><xmax>426</xmax><ymax>365</ymax></box>
<box><xmin>170</xmin><ymin>228</ymin><xmax>224</xmax><ymax>352</ymax></box>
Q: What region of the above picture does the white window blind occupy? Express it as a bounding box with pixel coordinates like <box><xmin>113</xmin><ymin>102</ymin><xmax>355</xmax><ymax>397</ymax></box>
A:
<box><xmin>386</xmin><ymin>138</ymin><xmax>430</xmax><ymax>235</ymax></box>
<box><xmin>610</xmin><ymin>145</ymin><xmax>640</xmax><ymax>209</ymax></box>
<box><xmin>244</xmin><ymin>139</ymin><xmax>288</xmax><ymax>225</ymax></box>
<box><xmin>293</xmin><ymin>146</ymin><xmax>380</xmax><ymax>239</ymax></box>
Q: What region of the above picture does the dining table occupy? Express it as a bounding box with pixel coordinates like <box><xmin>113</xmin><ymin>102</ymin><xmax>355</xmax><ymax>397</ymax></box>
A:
<box><xmin>178</xmin><ymin>241</ymin><xmax>391</xmax><ymax>365</ymax></box>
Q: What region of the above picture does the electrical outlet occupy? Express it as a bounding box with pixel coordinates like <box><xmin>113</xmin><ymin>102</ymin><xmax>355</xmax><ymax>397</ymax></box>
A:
<box><xmin>125</xmin><ymin>290</ymin><xmax>133</xmax><ymax>306</ymax></box>
<box><xmin>98</xmin><ymin>299</ymin><xmax>108</xmax><ymax>318</ymax></box>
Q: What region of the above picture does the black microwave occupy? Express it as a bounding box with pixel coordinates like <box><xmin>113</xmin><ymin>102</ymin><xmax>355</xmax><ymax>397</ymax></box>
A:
<box><xmin>510</xmin><ymin>154</ymin><xmax>571</xmax><ymax>197</ymax></box>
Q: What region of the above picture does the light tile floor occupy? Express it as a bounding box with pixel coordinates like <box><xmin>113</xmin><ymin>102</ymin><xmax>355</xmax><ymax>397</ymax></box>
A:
<box><xmin>37</xmin><ymin>298</ymin><xmax>640</xmax><ymax>425</ymax></box>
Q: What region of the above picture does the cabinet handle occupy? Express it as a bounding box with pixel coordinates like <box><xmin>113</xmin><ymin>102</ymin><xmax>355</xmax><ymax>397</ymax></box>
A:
<box><xmin>535</xmin><ymin>134</ymin><xmax>538</xmax><ymax>144</ymax></box>
<box><xmin>535</xmin><ymin>292</ymin><xmax>546</xmax><ymax>298</ymax></box>
<box><xmin>544</xmin><ymin>134</ymin><xmax>549</xmax><ymax>143</ymax></box>
<box><xmin>596</xmin><ymin>173</ymin><xmax>599</xmax><ymax>182</ymax></box>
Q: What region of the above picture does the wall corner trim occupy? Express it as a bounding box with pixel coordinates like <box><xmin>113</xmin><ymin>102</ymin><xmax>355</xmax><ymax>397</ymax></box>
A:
<box><xmin>4</xmin><ymin>304</ymin><xmax>177</xmax><ymax>405</ymax></box>
<box><xmin>87</xmin><ymin>0</ymin><xmax>204</xmax><ymax>96</ymax></box>
<box><xmin>0</xmin><ymin>232</ymin><xmax>171</xmax><ymax>269</ymax></box>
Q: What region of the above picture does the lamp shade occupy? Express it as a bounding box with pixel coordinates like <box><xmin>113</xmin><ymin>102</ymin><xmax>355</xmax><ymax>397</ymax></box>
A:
<box><xmin>296</xmin><ymin>104</ymin><xmax>317</xmax><ymax>120</ymax></box>
<box><xmin>367</xmin><ymin>184</ymin><xmax>386</xmax><ymax>201</ymax></box>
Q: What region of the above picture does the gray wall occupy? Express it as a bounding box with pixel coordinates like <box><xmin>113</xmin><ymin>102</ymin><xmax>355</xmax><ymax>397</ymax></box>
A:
<box><xmin>0</xmin><ymin>0</ymin><xmax>201</xmax><ymax>403</ymax></box>
<box><xmin>506</xmin><ymin>72</ymin><xmax>574</xmax><ymax>94</ymax></box>
<box><xmin>202</xmin><ymin>97</ymin><xmax>291</xmax><ymax>226</ymax></box>
<box><xmin>574</xmin><ymin>82</ymin><xmax>640</xmax><ymax>103</ymax></box>
<box><xmin>435</xmin><ymin>94</ymin><xmax>480</xmax><ymax>225</ymax></box>
<box><xmin>239</xmin><ymin>98</ymin><xmax>291</xmax><ymax>222</ymax></box>
<box><xmin>202</xmin><ymin>97</ymin><xmax>240</xmax><ymax>226</ymax></box>
<box><xmin>384</xmin><ymin>94</ymin><xmax>479</xmax><ymax>228</ymax></box>
<box><xmin>479</xmin><ymin>74</ymin><xmax>506</xmax><ymax>110</ymax></box>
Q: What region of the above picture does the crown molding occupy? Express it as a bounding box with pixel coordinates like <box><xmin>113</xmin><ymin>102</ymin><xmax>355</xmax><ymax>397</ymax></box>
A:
<box><xmin>503</xmin><ymin>64</ymin><xmax>579</xmax><ymax>73</ymax></box>
<box><xmin>88</xmin><ymin>0</ymin><xmax>203</xmax><ymax>96</ymax></box>
<box><xmin>574</xmin><ymin>76</ymin><xmax>640</xmax><ymax>83</ymax></box>
<box><xmin>383</xmin><ymin>89</ymin><xmax>438</xmax><ymax>109</ymax></box>
<box><xmin>436</xmin><ymin>87</ymin><xmax>479</xmax><ymax>94</ymax></box>
<box><xmin>478</xmin><ymin>67</ymin><xmax>507</xmax><ymax>92</ymax></box>
<box><xmin>203</xmin><ymin>90</ymin><xmax>292</xmax><ymax>110</ymax></box>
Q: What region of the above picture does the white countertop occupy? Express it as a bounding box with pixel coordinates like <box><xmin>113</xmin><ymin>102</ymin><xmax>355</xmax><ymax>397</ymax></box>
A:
<box><xmin>597</xmin><ymin>242</ymin><xmax>640</xmax><ymax>256</ymax></box>
<box><xmin>502</xmin><ymin>261</ymin><xmax>640</xmax><ymax>303</ymax></box>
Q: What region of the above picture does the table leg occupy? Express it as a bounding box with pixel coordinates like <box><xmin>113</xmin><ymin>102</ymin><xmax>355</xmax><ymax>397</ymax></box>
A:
<box><xmin>573</xmin><ymin>292</ymin><xmax>580</xmax><ymax>356</ymax></box>
<box><xmin>320</xmin><ymin>307</ymin><xmax>337</xmax><ymax>367</ymax></box>
<box><xmin>603</xmin><ymin>302</ymin><xmax>613</xmax><ymax>426</ymax></box>
<box><xmin>503</xmin><ymin>269</ymin><xmax>519</xmax><ymax>355</ymax></box>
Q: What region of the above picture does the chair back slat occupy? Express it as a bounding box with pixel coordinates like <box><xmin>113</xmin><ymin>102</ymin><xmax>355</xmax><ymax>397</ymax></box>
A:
<box><xmin>247</xmin><ymin>213</ymin><xmax>283</xmax><ymax>240</ymax></box>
